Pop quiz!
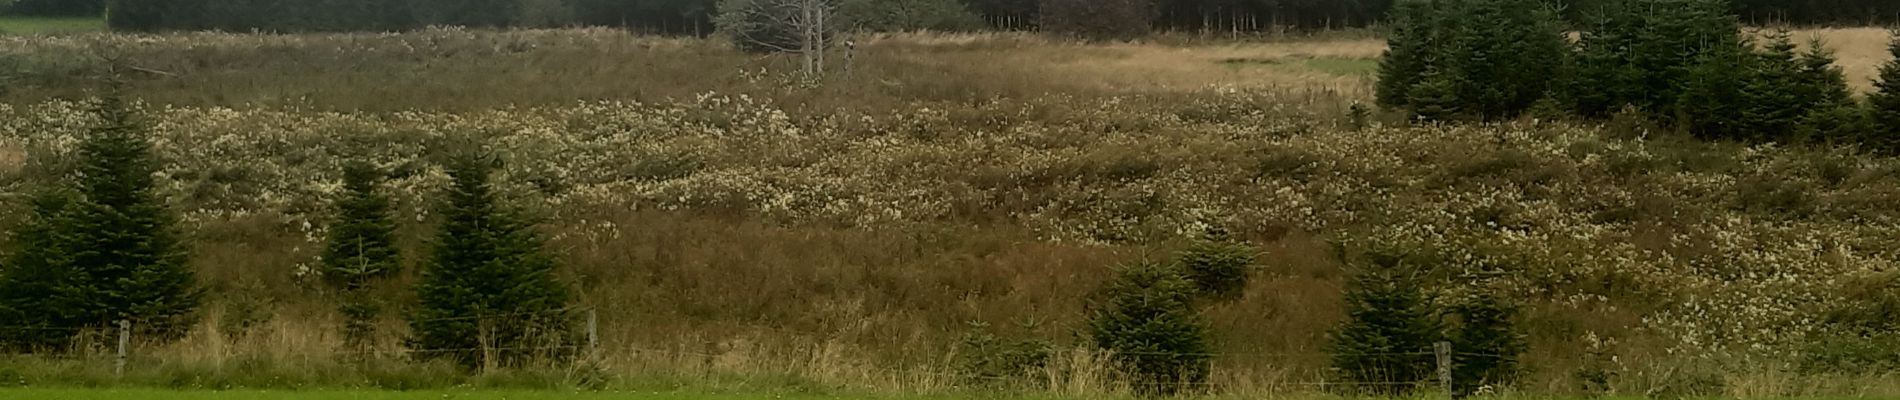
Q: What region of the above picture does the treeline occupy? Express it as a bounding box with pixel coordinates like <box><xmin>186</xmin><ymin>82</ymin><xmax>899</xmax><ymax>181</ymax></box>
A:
<box><xmin>1378</xmin><ymin>0</ymin><xmax>1900</xmax><ymax>153</ymax></box>
<box><xmin>4</xmin><ymin>0</ymin><xmax>1888</xmax><ymax>34</ymax></box>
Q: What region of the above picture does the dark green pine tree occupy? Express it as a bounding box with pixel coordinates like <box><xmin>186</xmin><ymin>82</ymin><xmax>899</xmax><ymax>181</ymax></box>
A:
<box><xmin>1869</xmin><ymin>29</ymin><xmax>1900</xmax><ymax>154</ymax></box>
<box><xmin>1328</xmin><ymin>254</ymin><xmax>1442</xmax><ymax>396</ymax></box>
<box><xmin>321</xmin><ymin>161</ymin><xmax>402</xmax><ymax>350</ymax></box>
<box><xmin>1448</xmin><ymin>290</ymin><xmax>1527</xmax><ymax>398</ymax></box>
<box><xmin>1569</xmin><ymin>0</ymin><xmax>1744</xmax><ymax>118</ymax></box>
<box><xmin>72</xmin><ymin>95</ymin><xmax>202</xmax><ymax>339</ymax></box>
<box><xmin>0</xmin><ymin>190</ymin><xmax>85</xmax><ymax>351</ymax></box>
<box><xmin>1408</xmin><ymin>66</ymin><xmax>1465</xmax><ymax>122</ymax></box>
<box><xmin>1675</xmin><ymin>40</ymin><xmax>1756</xmax><ymax>141</ymax></box>
<box><xmin>0</xmin><ymin>96</ymin><xmax>201</xmax><ymax>347</ymax></box>
<box><xmin>1375</xmin><ymin>0</ymin><xmax>1443</xmax><ymax>109</ymax></box>
<box><xmin>410</xmin><ymin>153</ymin><xmax>573</xmax><ymax>369</ymax></box>
<box><xmin>1739</xmin><ymin>32</ymin><xmax>1811</xmax><ymax>142</ymax></box>
<box><xmin>1791</xmin><ymin>37</ymin><xmax>1866</xmax><ymax>146</ymax></box>
<box><xmin>1174</xmin><ymin>237</ymin><xmax>1256</xmax><ymax>302</ymax></box>
<box><xmin>1087</xmin><ymin>261</ymin><xmax>1211</xmax><ymax>396</ymax></box>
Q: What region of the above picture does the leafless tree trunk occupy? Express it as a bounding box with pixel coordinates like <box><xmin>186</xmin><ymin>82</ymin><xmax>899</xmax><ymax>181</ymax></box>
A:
<box><xmin>730</xmin><ymin>0</ymin><xmax>837</xmax><ymax>79</ymax></box>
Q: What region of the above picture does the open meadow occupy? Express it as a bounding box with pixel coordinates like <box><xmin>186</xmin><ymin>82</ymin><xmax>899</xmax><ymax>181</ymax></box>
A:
<box><xmin>3</xmin><ymin>22</ymin><xmax>1900</xmax><ymax>399</ymax></box>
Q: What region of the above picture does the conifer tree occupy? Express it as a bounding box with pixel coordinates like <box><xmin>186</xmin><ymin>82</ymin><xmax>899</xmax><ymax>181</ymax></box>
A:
<box><xmin>1448</xmin><ymin>290</ymin><xmax>1526</xmax><ymax>398</ymax></box>
<box><xmin>0</xmin><ymin>95</ymin><xmax>200</xmax><ymax>348</ymax></box>
<box><xmin>1676</xmin><ymin>40</ymin><xmax>1756</xmax><ymax>141</ymax></box>
<box><xmin>1375</xmin><ymin>0</ymin><xmax>1441</xmax><ymax>109</ymax></box>
<box><xmin>1869</xmin><ymin>29</ymin><xmax>1900</xmax><ymax>154</ymax></box>
<box><xmin>0</xmin><ymin>190</ymin><xmax>84</xmax><ymax>350</ymax></box>
<box><xmin>1175</xmin><ymin>236</ymin><xmax>1256</xmax><ymax>302</ymax></box>
<box><xmin>1570</xmin><ymin>0</ymin><xmax>1743</xmax><ymax>118</ymax></box>
<box><xmin>322</xmin><ymin>161</ymin><xmax>401</xmax><ymax>350</ymax></box>
<box><xmin>1087</xmin><ymin>261</ymin><xmax>1210</xmax><ymax>396</ymax></box>
<box><xmin>1375</xmin><ymin>0</ymin><xmax>1566</xmax><ymax>120</ymax></box>
<box><xmin>1740</xmin><ymin>32</ymin><xmax>1810</xmax><ymax>142</ymax></box>
<box><xmin>1408</xmin><ymin>67</ymin><xmax>1464</xmax><ymax>122</ymax></box>
<box><xmin>1328</xmin><ymin>254</ymin><xmax>1442</xmax><ymax>395</ymax></box>
<box><xmin>410</xmin><ymin>152</ymin><xmax>573</xmax><ymax>369</ymax></box>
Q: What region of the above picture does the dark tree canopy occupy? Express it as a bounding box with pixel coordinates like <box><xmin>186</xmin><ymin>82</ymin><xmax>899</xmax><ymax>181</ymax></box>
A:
<box><xmin>409</xmin><ymin>153</ymin><xmax>574</xmax><ymax>369</ymax></box>
<box><xmin>0</xmin><ymin>96</ymin><xmax>200</xmax><ymax>351</ymax></box>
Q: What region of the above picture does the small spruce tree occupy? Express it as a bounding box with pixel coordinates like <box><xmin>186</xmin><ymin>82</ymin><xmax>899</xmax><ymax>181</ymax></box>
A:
<box><xmin>0</xmin><ymin>96</ymin><xmax>200</xmax><ymax>348</ymax></box>
<box><xmin>410</xmin><ymin>152</ymin><xmax>574</xmax><ymax>369</ymax></box>
<box><xmin>321</xmin><ymin>161</ymin><xmax>401</xmax><ymax>350</ymax></box>
<box><xmin>1328</xmin><ymin>254</ymin><xmax>1442</xmax><ymax>395</ymax></box>
<box><xmin>1448</xmin><ymin>290</ymin><xmax>1527</xmax><ymax>398</ymax></box>
<box><xmin>1408</xmin><ymin>67</ymin><xmax>1465</xmax><ymax>122</ymax></box>
<box><xmin>1087</xmin><ymin>261</ymin><xmax>1211</xmax><ymax>396</ymax></box>
<box><xmin>1175</xmin><ymin>237</ymin><xmax>1256</xmax><ymax>302</ymax></box>
<box><xmin>1375</xmin><ymin>0</ymin><xmax>1442</xmax><ymax>109</ymax></box>
<box><xmin>0</xmin><ymin>190</ymin><xmax>84</xmax><ymax>351</ymax></box>
<box><xmin>1375</xmin><ymin>0</ymin><xmax>1567</xmax><ymax>120</ymax></box>
<box><xmin>1570</xmin><ymin>0</ymin><xmax>1744</xmax><ymax>118</ymax></box>
<box><xmin>1869</xmin><ymin>29</ymin><xmax>1900</xmax><ymax>154</ymax></box>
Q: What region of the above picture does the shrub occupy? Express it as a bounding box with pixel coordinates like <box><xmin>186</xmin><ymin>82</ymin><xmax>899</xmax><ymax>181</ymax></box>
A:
<box><xmin>955</xmin><ymin>322</ymin><xmax>1053</xmax><ymax>386</ymax></box>
<box><xmin>1038</xmin><ymin>0</ymin><xmax>1151</xmax><ymax>41</ymax></box>
<box><xmin>1328</xmin><ymin>253</ymin><xmax>1441</xmax><ymax>395</ymax></box>
<box><xmin>410</xmin><ymin>152</ymin><xmax>575</xmax><ymax>369</ymax></box>
<box><xmin>1174</xmin><ymin>238</ymin><xmax>1256</xmax><ymax>301</ymax></box>
<box><xmin>1087</xmin><ymin>261</ymin><xmax>1210</xmax><ymax>396</ymax></box>
<box><xmin>1799</xmin><ymin>334</ymin><xmax>1900</xmax><ymax>374</ymax></box>
<box><xmin>0</xmin><ymin>96</ymin><xmax>200</xmax><ymax>350</ymax></box>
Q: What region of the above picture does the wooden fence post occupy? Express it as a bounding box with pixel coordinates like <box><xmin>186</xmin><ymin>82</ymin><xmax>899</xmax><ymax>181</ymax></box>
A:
<box><xmin>1435</xmin><ymin>341</ymin><xmax>1453</xmax><ymax>399</ymax></box>
<box><xmin>115</xmin><ymin>320</ymin><xmax>130</xmax><ymax>378</ymax></box>
<box><xmin>586</xmin><ymin>309</ymin><xmax>600</xmax><ymax>365</ymax></box>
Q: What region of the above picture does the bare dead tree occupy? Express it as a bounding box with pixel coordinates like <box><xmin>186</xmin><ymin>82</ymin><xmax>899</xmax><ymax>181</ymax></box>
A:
<box><xmin>721</xmin><ymin>0</ymin><xmax>840</xmax><ymax>79</ymax></box>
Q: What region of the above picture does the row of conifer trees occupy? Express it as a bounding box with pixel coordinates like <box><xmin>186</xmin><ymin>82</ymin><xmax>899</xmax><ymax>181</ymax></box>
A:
<box><xmin>0</xmin><ymin>95</ymin><xmax>572</xmax><ymax>369</ymax></box>
<box><xmin>1377</xmin><ymin>0</ymin><xmax>1900</xmax><ymax>153</ymax></box>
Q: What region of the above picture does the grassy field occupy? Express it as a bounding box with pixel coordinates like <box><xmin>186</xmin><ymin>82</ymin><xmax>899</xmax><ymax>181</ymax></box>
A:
<box><xmin>0</xmin><ymin>388</ymin><xmax>1055</xmax><ymax>400</ymax></box>
<box><xmin>2</xmin><ymin>26</ymin><xmax>1900</xmax><ymax>399</ymax></box>
<box><xmin>0</xmin><ymin>17</ymin><xmax>104</xmax><ymax>34</ymax></box>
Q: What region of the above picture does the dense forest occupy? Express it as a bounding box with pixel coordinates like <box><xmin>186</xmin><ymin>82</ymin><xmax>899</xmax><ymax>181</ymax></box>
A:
<box><xmin>6</xmin><ymin>0</ymin><xmax>1892</xmax><ymax>34</ymax></box>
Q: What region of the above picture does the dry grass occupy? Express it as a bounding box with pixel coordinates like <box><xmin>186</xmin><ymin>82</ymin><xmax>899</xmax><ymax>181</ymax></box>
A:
<box><xmin>1783</xmin><ymin>27</ymin><xmax>1891</xmax><ymax>93</ymax></box>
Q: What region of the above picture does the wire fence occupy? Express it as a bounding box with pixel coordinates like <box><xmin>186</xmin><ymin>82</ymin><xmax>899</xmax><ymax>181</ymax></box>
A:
<box><xmin>0</xmin><ymin>308</ymin><xmax>1503</xmax><ymax>393</ymax></box>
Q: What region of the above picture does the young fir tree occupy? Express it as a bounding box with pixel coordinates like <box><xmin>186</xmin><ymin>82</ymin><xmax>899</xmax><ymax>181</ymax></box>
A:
<box><xmin>321</xmin><ymin>161</ymin><xmax>401</xmax><ymax>350</ymax></box>
<box><xmin>1375</xmin><ymin>0</ymin><xmax>1566</xmax><ymax>120</ymax></box>
<box><xmin>410</xmin><ymin>153</ymin><xmax>573</xmax><ymax>369</ymax></box>
<box><xmin>1375</xmin><ymin>0</ymin><xmax>1442</xmax><ymax>109</ymax></box>
<box><xmin>1328</xmin><ymin>254</ymin><xmax>1442</xmax><ymax>395</ymax></box>
<box><xmin>1448</xmin><ymin>290</ymin><xmax>1527</xmax><ymax>398</ymax></box>
<box><xmin>1791</xmin><ymin>37</ymin><xmax>1864</xmax><ymax>146</ymax></box>
<box><xmin>1675</xmin><ymin>39</ymin><xmax>1756</xmax><ymax>141</ymax></box>
<box><xmin>1570</xmin><ymin>0</ymin><xmax>1744</xmax><ymax>118</ymax></box>
<box><xmin>1174</xmin><ymin>236</ymin><xmax>1256</xmax><ymax>302</ymax></box>
<box><xmin>1087</xmin><ymin>261</ymin><xmax>1211</xmax><ymax>396</ymax></box>
<box><xmin>1869</xmin><ymin>29</ymin><xmax>1900</xmax><ymax>154</ymax></box>
<box><xmin>1408</xmin><ymin>66</ymin><xmax>1465</xmax><ymax>122</ymax></box>
<box><xmin>0</xmin><ymin>190</ymin><xmax>84</xmax><ymax>350</ymax></box>
<box><xmin>0</xmin><ymin>96</ymin><xmax>201</xmax><ymax>347</ymax></box>
<box><xmin>1739</xmin><ymin>32</ymin><xmax>1811</xmax><ymax>142</ymax></box>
